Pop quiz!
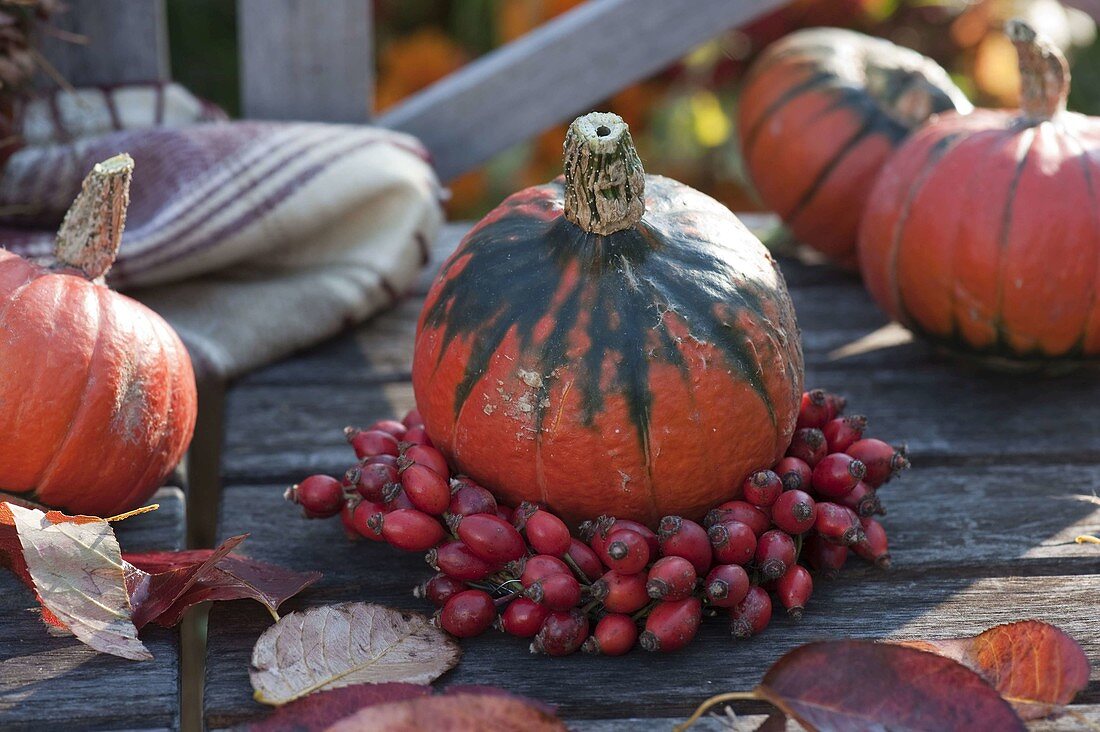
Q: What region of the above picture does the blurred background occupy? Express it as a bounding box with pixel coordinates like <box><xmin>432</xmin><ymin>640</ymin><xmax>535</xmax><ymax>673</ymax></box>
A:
<box><xmin>168</xmin><ymin>0</ymin><xmax>1100</xmax><ymax>220</ymax></box>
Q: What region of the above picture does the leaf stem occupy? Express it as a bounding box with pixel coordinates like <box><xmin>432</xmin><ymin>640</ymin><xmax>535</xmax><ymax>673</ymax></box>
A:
<box><xmin>674</xmin><ymin>690</ymin><xmax>764</xmax><ymax>731</ymax></box>
<box><xmin>631</xmin><ymin>599</ymin><xmax>659</xmax><ymax>621</ymax></box>
<box><xmin>105</xmin><ymin>504</ymin><xmax>160</xmax><ymax>522</ymax></box>
<box><xmin>562</xmin><ymin>553</ymin><xmax>591</xmax><ymax>584</ymax></box>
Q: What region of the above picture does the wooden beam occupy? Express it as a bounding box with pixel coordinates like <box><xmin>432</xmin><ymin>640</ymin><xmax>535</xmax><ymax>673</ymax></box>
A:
<box><xmin>37</xmin><ymin>0</ymin><xmax>169</xmax><ymax>87</ymax></box>
<box><xmin>237</xmin><ymin>0</ymin><xmax>373</xmax><ymax>123</ymax></box>
<box><xmin>379</xmin><ymin>0</ymin><xmax>789</xmax><ymax>180</ymax></box>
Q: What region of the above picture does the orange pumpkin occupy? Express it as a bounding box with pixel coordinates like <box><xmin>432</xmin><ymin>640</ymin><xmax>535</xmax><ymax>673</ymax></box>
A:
<box><xmin>858</xmin><ymin>21</ymin><xmax>1099</xmax><ymax>364</ymax></box>
<box><xmin>738</xmin><ymin>27</ymin><xmax>972</xmax><ymax>267</ymax></box>
<box><xmin>412</xmin><ymin>113</ymin><xmax>803</xmax><ymax>527</ymax></box>
<box><xmin>0</xmin><ymin>155</ymin><xmax>197</xmax><ymax>516</ymax></box>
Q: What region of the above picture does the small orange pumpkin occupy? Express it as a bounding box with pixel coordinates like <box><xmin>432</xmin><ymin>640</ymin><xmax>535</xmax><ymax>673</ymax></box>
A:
<box><xmin>413</xmin><ymin>113</ymin><xmax>803</xmax><ymax>527</ymax></box>
<box><xmin>0</xmin><ymin>155</ymin><xmax>197</xmax><ymax>515</ymax></box>
<box><xmin>738</xmin><ymin>27</ymin><xmax>971</xmax><ymax>267</ymax></box>
<box><xmin>858</xmin><ymin>21</ymin><xmax>1100</xmax><ymax>364</ymax></box>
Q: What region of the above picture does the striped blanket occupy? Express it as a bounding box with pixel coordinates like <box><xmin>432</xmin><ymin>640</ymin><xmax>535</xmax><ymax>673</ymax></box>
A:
<box><xmin>0</xmin><ymin>83</ymin><xmax>443</xmax><ymax>379</ymax></box>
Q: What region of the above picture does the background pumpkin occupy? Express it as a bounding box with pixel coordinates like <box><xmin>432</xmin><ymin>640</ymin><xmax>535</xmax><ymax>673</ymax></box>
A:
<box><xmin>738</xmin><ymin>27</ymin><xmax>973</xmax><ymax>267</ymax></box>
<box><xmin>413</xmin><ymin>113</ymin><xmax>803</xmax><ymax>528</ymax></box>
<box><xmin>858</xmin><ymin>20</ymin><xmax>1099</xmax><ymax>364</ymax></box>
<box><xmin>0</xmin><ymin>155</ymin><xmax>197</xmax><ymax>516</ymax></box>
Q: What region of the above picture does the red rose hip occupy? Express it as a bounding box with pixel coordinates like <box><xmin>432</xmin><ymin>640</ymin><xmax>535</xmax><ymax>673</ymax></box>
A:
<box><xmin>658</xmin><ymin>516</ymin><xmax>713</xmax><ymax>574</ymax></box>
<box><xmin>524</xmin><ymin>509</ymin><xmax>572</xmax><ymax>556</ymax></box>
<box><xmin>823</xmin><ymin>415</ymin><xmax>867</xmax><ymax>453</ymax></box>
<box><xmin>639</xmin><ymin>597</ymin><xmax>702</xmax><ymax>652</ymax></box>
<box><xmin>646</xmin><ymin>556</ymin><xmax>698</xmax><ymax>600</ymax></box>
<box><xmin>770</xmin><ymin>489</ymin><xmax>816</xmax><ymax>535</ymax></box>
<box><xmin>399</xmin><ymin>443</ymin><xmax>450</xmax><ymax>480</ymax></box>
<box><xmin>583</xmin><ymin>613</ymin><xmax>638</xmax><ymax>656</ymax></box>
<box><xmin>775</xmin><ymin>564</ymin><xmax>813</xmax><ymax>619</ymax></box>
<box><xmin>375</xmin><ymin>509</ymin><xmax>445</xmax><ymax>552</ymax></box>
<box><xmin>346</xmin><ymin>428</ymin><xmax>400</xmax><ymax>459</ymax></box>
<box><xmin>455</xmin><ymin>514</ymin><xmax>526</xmax><ymax>563</ymax></box>
<box><xmin>447</xmin><ymin>482</ymin><xmax>498</xmax><ymax>517</ymax></box>
<box><xmin>439</xmin><ymin>589</ymin><xmax>496</xmax><ymax>638</ymax></box>
<box><xmin>600</xmin><ymin>528</ymin><xmax>651</xmax><ymax>574</ymax></box>
<box><xmin>775</xmin><ymin>456</ymin><xmax>813</xmax><ymax>492</ymax></box>
<box><xmin>847</xmin><ymin>438</ymin><xmax>910</xmax><ymax>487</ymax></box>
<box><xmin>524</xmin><ymin>572</ymin><xmax>582</xmax><ymax>611</ymax></box>
<box><xmin>415</xmin><ymin>572</ymin><xmax>466</xmax><ymax>607</ymax></box>
<box><xmin>754</xmin><ymin>530</ymin><xmax>796</xmax><ymax>580</ymax></box>
<box><xmin>811</xmin><ymin>452</ymin><xmax>867</xmax><ymax>498</ymax></box>
<box><xmin>400</xmin><ymin>463</ymin><xmax>451</xmax><ymax>515</ymax></box>
<box><xmin>742</xmin><ymin>469</ymin><xmax>783</xmax><ymax>508</ymax></box>
<box><xmin>288</xmin><ymin>475</ymin><xmax>344</xmax><ymax>518</ymax></box>
<box><xmin>531</xmin><ymin>610</ymin><xmax>589</xmax><ymax>656</ymax></box>
<box><xmin>814</xmin><ymin>502</ymin><xmax>865</xmax><ymax>546</ymax></box>
<box><xmin>501</xmin><ymin>597</ymin><xmax>550</xmax><ymax>638</ymax></box>
<box><xmin>704</xmin><ymin>564</ymin><xmax>750</xmax><ymax>608</ymax></box>
<box><xmin>590</xmin><ymin>570</ymin><xmax>650</xmax><ymax>614</ymax></box>
<box><xmin>708</xmin><ymin>520</ymin><xmax>757</xmax><ymax>566</ymax></box>
<box><xmin>787</xmin><ymin>428</ymin><xmax>827</xmax><ymax>466</ymax></box>
<box><xmin>427</xmin><ymin>540</ymin><xmax>495</xmax><ymax>581</ymax></box>
<box><xmin>730</xmin><ymin>585</ymin><xmax>772</xmax><ymax>639</ymax></box>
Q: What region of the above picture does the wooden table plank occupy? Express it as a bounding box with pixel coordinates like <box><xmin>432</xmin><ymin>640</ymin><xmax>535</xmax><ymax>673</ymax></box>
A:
<box><xmin>219</xmin><ymin>356</ymin><xmax>1100</xmax><ymax>485</ymax></box>
<box><xmin>0</xmin><ymin>487</ymin><xmax>185</xmax><ymax>732</ymax></box>
<box><xmin>203</xmin><ymin>485</ymin><xmax>1099</xmax><ymax>727</ymax></box>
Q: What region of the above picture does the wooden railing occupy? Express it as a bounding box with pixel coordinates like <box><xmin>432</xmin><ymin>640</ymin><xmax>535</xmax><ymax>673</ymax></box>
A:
<box><xmin>40</xmin><ymin>0</ymin><xmax>788</xmax><ymax>180</ymax></box>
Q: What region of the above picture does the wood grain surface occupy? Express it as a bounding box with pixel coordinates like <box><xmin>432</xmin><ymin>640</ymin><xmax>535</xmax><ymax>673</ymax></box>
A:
<box><xmin>203</xmin><ymin>222</ymin><xmax>1100</xmax><ymax>729</ymax></box>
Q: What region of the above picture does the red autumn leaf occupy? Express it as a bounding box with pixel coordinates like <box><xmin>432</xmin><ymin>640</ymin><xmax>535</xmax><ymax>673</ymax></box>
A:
<box><xmin>325</xmin><ymin>691</ymin><xmax>566</xmax><ymax>732</ymax></box>
<box><xmin>125</xmin><ymin>544</ymin><xmax>321</xmax><ymax>627</ymax></box>
<box><xmin>897</xmin><ymin>620</ymin><xmax>1091</xmax><ymax>720</ymax></box>
<box><xmin>755</xmin><ymin>640</ymin><xmax>1025</xmax><ymax>732</ymax></box>
<box><xmin>245</xmin><ymin>683</ymin><xmax>432</xmax><ymax>732</ymax></box>
<box><xmin>247</xmin><ymin>684</ymin><xmax>562</xmax><ymax>732</ymax></box>
<box><xmin>1</xmin><ymin>503</ymin><xmax>320</xmax><ymax>659</ymax></box>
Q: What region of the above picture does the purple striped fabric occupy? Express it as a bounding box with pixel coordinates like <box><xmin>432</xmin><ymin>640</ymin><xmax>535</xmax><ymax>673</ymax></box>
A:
<box><xmin>0</xmin><ymin>83</ymin><xmax>444</xmax><ymax>378</ymax></box>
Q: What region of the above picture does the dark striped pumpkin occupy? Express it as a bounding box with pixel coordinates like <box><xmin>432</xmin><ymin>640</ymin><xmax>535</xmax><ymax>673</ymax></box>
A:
<box><xmin>413</xmin><ymin>113</ymin><xmax>803</xmax><ymax>527</ymax></box>
<box><xmin>738</xmin><ymin>27</ymin><xmax>971</xmax><ymax>267</ymax></box>
<box><xmin>859</xmin><ymin>21</ymin><xmax>1100</xmax><ymax>364</ymax></box>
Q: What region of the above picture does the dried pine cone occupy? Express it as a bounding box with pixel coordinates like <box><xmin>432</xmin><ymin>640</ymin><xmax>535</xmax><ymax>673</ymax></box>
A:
<box><xmin>0</xmin><ymin>1</ymin><xmax>64</xmax><ymax>160</ymax></box>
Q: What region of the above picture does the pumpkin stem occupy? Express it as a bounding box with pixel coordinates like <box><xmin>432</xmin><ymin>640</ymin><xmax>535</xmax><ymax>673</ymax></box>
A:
<box><xmin>563</xmin><ymin>112</ymin><xmax>645</xmax><ymax>235</ymax></box>
<box><xmin>53</xmin><ymin>153</ymin><xmax>134</xmax><ymax>281</ymax></box>
<box><xmin>1006</xmin><ymin>19</ymin><xmax>1069</xmax><ymax>123</ymax></box>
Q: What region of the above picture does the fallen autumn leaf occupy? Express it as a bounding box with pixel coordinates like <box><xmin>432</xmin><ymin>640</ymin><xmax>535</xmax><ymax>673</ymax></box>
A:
<box><xmin>249</xmin><ymin>602</ymin><xmax>461</xmax><ymax>706</ymax></box>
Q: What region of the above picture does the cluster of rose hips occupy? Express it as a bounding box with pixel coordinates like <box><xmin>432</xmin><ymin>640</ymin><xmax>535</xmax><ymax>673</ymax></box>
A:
<box><xmin>285</xmin><ymin>389</ymin><xmax>909</xmax><ymax>656</ymax></box>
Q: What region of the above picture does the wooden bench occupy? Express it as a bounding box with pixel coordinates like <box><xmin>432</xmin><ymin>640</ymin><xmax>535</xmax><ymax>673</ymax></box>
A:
<box><xmin>3</xmin><ymin>2</ymin><xmax>1098</xmax><ymax>730</ymax></box>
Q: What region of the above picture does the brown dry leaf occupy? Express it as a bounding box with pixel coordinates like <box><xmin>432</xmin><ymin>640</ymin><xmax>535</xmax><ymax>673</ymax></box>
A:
<box><xmin>7</xmin><ymin>503</ymin><xmax>150</xmax><ymax>660</ymax></box>
<box><xmin>250</xmin><ymin>602</ymin><xmax>460</xmax><ymax>706</ymax></box>
<box><xmin>897</xmin><ymin>620</ymin><xmax>1090</xmax><ymax>720</ymax></box>
<box><xmin>325</xmin><ymin>692</ymin><xmax>566</xmax><ymax>732</ymax></box>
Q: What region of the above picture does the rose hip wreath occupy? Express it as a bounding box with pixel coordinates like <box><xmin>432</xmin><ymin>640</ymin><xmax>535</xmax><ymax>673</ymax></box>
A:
<box><xmin>286</xmin><ymin>389</ymin><xmax>909</xmax><ymax>656</ymax></box>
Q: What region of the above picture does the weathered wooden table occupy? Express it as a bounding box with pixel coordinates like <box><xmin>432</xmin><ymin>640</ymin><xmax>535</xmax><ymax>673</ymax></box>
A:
<box><xmin>2</xmin><ymin>223</ymin><xmax>1098</xmax><ymax>731</ymax></box>
<box><xmin>203</xmin><ymin>223</ymin><xmax>1100</xmax><ymax>729</ymax></box>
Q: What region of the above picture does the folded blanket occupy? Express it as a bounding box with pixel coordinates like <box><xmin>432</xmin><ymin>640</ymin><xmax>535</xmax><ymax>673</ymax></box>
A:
<box><xmin>0</xmin><ymin>83</ymin><xmax>443</xmax><ymax>379</ymax></box>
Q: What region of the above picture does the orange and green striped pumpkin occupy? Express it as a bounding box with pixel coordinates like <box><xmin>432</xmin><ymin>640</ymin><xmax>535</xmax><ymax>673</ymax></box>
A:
<box><xmin>738</xmin><ymin>27</ymin><xmax>971</xmax><ymax>267</ymax></box>
<box><xmin>412</xmin><ymin>113</ymin><xmax>803</xmax><ymax>527</ymax></box>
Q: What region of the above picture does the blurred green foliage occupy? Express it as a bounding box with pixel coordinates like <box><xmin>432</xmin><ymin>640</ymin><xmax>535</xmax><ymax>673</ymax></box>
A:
<box><xmin>166</xmin><ymin>0</ymin><xmax>239</xmax><ymax>116</ymax></box>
